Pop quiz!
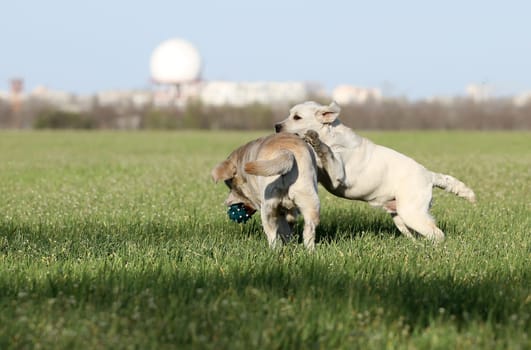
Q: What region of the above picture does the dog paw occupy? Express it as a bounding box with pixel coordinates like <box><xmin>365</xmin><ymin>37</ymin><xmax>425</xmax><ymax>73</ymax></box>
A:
<box><xmin>303</xmin><ymin>130</ymin><xmax>321</xmax><ymax>149</ymax></box>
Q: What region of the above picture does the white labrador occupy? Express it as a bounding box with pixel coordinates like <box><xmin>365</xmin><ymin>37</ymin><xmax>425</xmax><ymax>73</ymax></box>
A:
<box><xmin>275</xmin><ymin>101</ymin><xmax>476</xmax><ymax>242</ymax></box>
<box><xmin>212</xmin><ymin>133</ymin><xmax>320</xmax><ymax>250</ymax></box>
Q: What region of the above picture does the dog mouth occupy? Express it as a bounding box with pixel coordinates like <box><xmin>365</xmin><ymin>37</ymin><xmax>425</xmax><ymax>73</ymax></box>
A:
<box><xmin>242</xmin><ymin>204</ymin><xmax>256</xmax><ymax>215</ymax></box>
<box><xmin>224</xmin><ymin>195</ymin><xmax>256</xmax><ymax>213</ymax></box>
<box><xmin>231</xmin><ymin>202</ymin><xmax>256</xmax><ymax>213</ymax></box>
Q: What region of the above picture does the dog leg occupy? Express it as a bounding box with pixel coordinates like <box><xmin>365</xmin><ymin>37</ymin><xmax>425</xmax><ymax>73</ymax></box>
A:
<box><xmin>301</xmin><ymin>213</ymin><xmax>318</xmax><ymax>251</ymax></box>
<box><xmin>391</xmin><ymin>214</ymin><xmax>415</xmax><ymax>239</ymax></box>
<box><xmin>395</xmin><ymin>185</ymin><xmax>445</xmax><ymax>242</ymax></box>
<box><xmin>260</xmin><ymin>205</ymin><xmax>281</xmax><ymax>249</ymax></box>
<box><xmin>303</xmin><ymin>130</ymin><xmax>345</xmax><ymax>189</ymax></box>
<box><xmin>296</xmin><ymin>199</ymin><xmax>320</xmax><ymax>251</ymax></box>
<box><xmin>398</xmin><ymin>209</ymin><xmax>445</xmax><ymax>242</ymax></box>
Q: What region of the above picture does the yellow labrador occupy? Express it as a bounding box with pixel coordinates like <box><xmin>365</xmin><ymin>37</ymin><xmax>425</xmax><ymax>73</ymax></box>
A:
<box><xmin>275</xmin><ymin>101</ymin><xmax>476</xmax><ymax>242</ymax></box>
<box><xmin>212</xmin><ymin>133</ymin><xmax>320</xmax><ymax>250</ymax></box>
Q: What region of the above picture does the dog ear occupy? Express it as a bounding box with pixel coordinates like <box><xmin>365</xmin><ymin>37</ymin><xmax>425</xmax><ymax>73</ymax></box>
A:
<box><xmin>316</xmin><ymin>101</ymin><xmax>341</xmax><ymax>124</ymax></box>
<box><xmin>211</xmin><ymin>160</ymin><xmax>236</xmax><ymax>183</ymax></box>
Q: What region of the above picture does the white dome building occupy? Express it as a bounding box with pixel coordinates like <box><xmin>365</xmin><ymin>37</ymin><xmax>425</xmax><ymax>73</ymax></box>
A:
<box><xmin>150</xmin><ymin>38</ymin><xmax>202</xmax><ymax>84</ymax></box>
<box><xmin>150</xmin><ymin>38</ymin><xmax>202</xmax><ymax>106</ymax></box>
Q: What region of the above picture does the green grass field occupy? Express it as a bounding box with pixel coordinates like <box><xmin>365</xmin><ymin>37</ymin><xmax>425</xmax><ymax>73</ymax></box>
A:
<box><xmin>0</xmin><ymin>130</ymin><xmax>529</xmax><ymax>349</ymax></box>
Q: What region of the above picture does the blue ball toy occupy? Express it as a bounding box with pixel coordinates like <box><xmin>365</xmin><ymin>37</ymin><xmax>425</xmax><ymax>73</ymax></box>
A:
<box><xmin>227</xmin><ymin>203</ymin><xmax>255</xmax><ymax>223</ymax></box>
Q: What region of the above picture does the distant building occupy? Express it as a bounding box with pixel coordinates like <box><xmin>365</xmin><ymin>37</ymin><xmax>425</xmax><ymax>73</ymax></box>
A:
<box><xmin>198</xmin><ymin>81</ymin><xmax>321</xmax><ymax>107</ymax></box>
<box><xmin>96</xmin><ymin>90</ymin><xmax>152</xmax><ymax>109</ymax></box>
<box><xmin>152</xmin><ymin>82</ymin><xmax>202</xmax><ymax>107</ymax></box>
<box><xmin>513</xmin><ymin>91</ymin><xmax>531</xmax><ymax>107</ymax></box>
<box><xmin>150</xmin><ymin>38</ymin><xmax>202</xmax><ymax>107</ymax></box>
<box><xmin>31</xmin><ymin>86</ymin><xmax>92</xmax><ymax>113</ymax></box>
<box><xmin>424</xmin><ymin>95</ymin><xmax>454</xmax><ymax>106</ymax></box>
<box><xmin>148</xmin><ymin>38</ymin><xmax>325</xmax><ymax>107</ymax></box>
<box><xmin>332</xmin><ymin>84</ymin><xmax>382</xmax><ymax>105</ymax></box>
<box><xmin>9</xmin><ymin>78</ymin><xmax>24</xmax><ymax>114</ymax></box>
<box><xmin>465</xmin><ymin>84</ymin><xmax>494</xmax><ymax>102</ymax></box>
<box><xmin>0</xmin><ymin>90</ymin><xmax>9</xmax><ymax>101</ymax></box>
<box><xmin>1</xmin><ymin>81</ymin><xmax>325</xmax><ymax>111</ymax></box>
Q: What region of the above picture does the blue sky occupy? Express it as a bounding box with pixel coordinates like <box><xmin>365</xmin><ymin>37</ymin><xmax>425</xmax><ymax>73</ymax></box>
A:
<box><xmin>1</xmin><ymin>0</ymin><xmax>530</xmax><ymax>99</ymax></box>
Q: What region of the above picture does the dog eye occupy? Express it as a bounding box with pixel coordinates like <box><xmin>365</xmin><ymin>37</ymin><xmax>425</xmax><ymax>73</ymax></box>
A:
<box><xmin>293</xmin><ymin>115</ymin><xmax>302</xmax><ymax>120</ymax></box>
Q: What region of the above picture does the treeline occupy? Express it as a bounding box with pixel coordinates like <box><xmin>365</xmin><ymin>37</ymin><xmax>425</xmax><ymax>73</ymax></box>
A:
<box><xmin>0</xmin><ymin>98</ymin><xmax>530</xmax><ymax>130</ymax></box>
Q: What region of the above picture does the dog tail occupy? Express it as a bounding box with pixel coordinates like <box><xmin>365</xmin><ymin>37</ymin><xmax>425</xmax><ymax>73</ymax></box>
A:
<box><xmin>244</xmin><ymin>150</ymin><xmax>295</xmax><ymax>177</ymax></box>
<box><xmin>431</xmin><ymin>172</ymin><xmax>476</xmax><ymax>203</ymax></box>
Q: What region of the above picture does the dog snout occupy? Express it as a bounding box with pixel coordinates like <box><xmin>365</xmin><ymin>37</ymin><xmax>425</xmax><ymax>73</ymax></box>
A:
<box><xmin>274</xmin><ymin>123</ymin><xmax>282</xmax><ymax>133</ymax></box>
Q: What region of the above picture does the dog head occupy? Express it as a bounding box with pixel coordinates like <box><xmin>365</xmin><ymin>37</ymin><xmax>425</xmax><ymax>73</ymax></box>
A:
<box><xmin>274</xmin><ymin>101</ymin><xmax>341</xmax><ymax>134</ymax></box>
<box><xmin>211</xmin><ymin>157</ymin><xmax>256</xmax><ymax>210</ymax></box>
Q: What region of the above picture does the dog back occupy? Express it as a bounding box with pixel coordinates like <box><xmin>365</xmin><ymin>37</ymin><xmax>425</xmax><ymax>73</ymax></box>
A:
<box><xmin>245</xmin><ymin>133</ymin><xmax>316</xmax><ymax>179</ymax></box>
